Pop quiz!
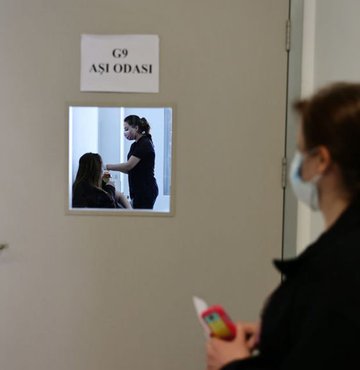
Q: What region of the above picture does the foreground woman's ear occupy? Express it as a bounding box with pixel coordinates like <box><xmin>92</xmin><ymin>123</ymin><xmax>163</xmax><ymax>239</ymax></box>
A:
<box><xmin>316</xmin><ymin>145</ymin><xmax>332</xmax><ymax>175</ymax></box>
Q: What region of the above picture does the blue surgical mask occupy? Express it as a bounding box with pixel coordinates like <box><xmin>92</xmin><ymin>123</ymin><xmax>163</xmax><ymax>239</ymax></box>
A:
<box><xmin>289</xmin><ymin>150</ymin><xmax>320</xmax><ymax>211</ymax></box>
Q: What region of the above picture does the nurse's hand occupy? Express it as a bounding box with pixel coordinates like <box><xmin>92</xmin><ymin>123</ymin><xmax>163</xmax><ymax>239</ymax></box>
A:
<box><xmin>206</xmin><ymin>321</ymin><xmax>260</xmax><ymax>370</ymax></box>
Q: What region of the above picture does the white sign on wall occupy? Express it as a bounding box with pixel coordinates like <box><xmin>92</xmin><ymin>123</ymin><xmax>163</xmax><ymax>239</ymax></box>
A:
<box><xmin>81</xmin><ymin>34</ymin><xmax>159</xmax><ymax>93</ymax></box>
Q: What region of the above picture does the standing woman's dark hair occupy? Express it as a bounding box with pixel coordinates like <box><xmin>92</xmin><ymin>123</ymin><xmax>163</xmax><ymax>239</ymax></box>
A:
<box><xmin>124</xmin><ymin>115</ymin><xmax>152</xmax><ymax>141</ymax></box>
<box><xmin>294</xmin><ymin>82</ymin><xmax>360</xmax><ymax>199</ymax></box>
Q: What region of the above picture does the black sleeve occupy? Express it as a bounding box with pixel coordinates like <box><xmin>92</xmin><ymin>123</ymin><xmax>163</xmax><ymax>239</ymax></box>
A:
<box><xmin>222</xmin><ymin>356</ymin><xmax>270</xmax><ymax>370</ymax></box>
<box><xmin>221</xmin><ymin>312</ymin><xmax>359</xmax><ymax>370</ymax></box>
<box><xmin>222</xmin><ymin>278</ymin><xmax>360</xmax><ymax>370</ymax></box>
<box><xmin>276</xmin><ymin>291</ymin><xmax>360</xmax><ymax>369</ymax></box>
<box><xmin>99</xmin><ymin>183</ymin><xmax>118</xmax><ymax>208</ymax></box>
<box><xmin>131</xmin><ymin>139</ymin><xmax>152</xmax><ymax>160</ymax></box>
<box><xmin>102</xmin><ymin>182</ymin><xmax>116</xmax><ymax>196</ymax></box>
<box><xmin>72</xmin><ymin>182</ymin><xmax>118</xmax><ymax>208</ymax></box>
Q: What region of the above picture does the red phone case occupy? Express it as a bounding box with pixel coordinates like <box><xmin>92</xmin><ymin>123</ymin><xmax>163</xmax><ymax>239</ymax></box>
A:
<box><xmin>201</xmin><ymin>305</ymin><xmax>237</xmax><ymax>340</ymax></box>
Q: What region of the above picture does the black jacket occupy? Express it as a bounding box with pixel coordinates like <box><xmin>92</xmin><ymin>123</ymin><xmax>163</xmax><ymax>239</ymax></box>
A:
<box><xmin>223</xmin><ymin>198</ymin><xmax>360</xmax><ymax>370</ymax></box>
<box><xmin>72</xmin><ymin>181</ymin><xmax>120</xmax><ymax>208</ymax></box>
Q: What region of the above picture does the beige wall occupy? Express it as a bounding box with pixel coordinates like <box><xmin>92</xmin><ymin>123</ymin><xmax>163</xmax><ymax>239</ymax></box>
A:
<box><xmin>0</xmin><ymin>1</ymin><xmax>289</xmax><ymax>369</ymax></box>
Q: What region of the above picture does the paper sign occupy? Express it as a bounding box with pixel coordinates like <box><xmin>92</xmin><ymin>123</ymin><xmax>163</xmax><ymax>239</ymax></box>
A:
<box><xmin>81</xmin><ymin>34</ymin><xmax>159</xmax><ymax>93</ymax></box>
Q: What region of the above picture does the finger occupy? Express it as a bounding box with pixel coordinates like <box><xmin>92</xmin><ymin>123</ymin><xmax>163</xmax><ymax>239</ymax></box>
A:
<box><xmin>241</xmin><ymin>322</ymin><xmax>260</xmax><ymax>349</ymax></box>
<box><xmin>246</xmin><ymin>335</ymin><xmax>258</xmax><ymax>350</ymax></box>
<box><xmin>207</xmin><ymin>337</ymin><xmax>223</xmax><ymax>348</ymax></box>
<box><xmin>234</xmin><ymin>322</ymin><xmax>249</xmax><ymax>338</ymax></box>
<box><xmin>232</xmin><ymin>322</ymin><xmax>256</xmax><ymax>348</ymax></box>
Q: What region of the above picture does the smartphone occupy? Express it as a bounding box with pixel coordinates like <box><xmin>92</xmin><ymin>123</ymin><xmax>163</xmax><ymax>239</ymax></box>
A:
<box><xmin>201</xmin><ymin>305</ymin><xmax>237</xmax><ymax>340</ymax></box>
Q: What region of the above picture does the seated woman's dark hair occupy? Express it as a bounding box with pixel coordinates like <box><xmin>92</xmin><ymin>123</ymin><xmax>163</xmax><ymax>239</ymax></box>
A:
<box><xmin>73</xmin><ymin>152</ymin><xmax>103</xmax><ymax>191</ymax></box>
<box><xmin>294</xmin><ymin>82</ymin><xmax>360</xmax><ymax>198</ymax></box>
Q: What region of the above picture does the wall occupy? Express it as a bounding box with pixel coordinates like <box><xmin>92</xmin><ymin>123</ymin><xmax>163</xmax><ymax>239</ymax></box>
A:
<box><xmin>0</xmin><ymin>1</ymin><xmax>289</xmax><ymax>370</ymax></box>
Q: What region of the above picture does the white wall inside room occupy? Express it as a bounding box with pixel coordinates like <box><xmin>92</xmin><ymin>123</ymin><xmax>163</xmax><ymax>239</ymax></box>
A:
<box><xmin>297</xmin><ymin>0</ymin><xmax>360</xmax><ymax>253</ymax></box>
<box><xmin>70</xmin><ymin>107</ymin><xmax>99</xmax><ymax>180</ymax></box>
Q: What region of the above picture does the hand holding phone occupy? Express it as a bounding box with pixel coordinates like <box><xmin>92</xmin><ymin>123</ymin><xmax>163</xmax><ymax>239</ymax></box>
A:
<box><xmin>201</xmin><ymin>305</ymin><xmax>237</xmax><ymax>341</ymax></box>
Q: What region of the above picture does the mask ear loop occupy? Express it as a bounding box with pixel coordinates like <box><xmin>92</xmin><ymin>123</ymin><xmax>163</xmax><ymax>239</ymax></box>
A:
<box><xmin>308</xmin><ymin>147</ymin><xmax>326</xmax><ymax>210</ymax></box>
<box><xmin>297</xmin><ymin>148</ymin><xmax>322</xmax><ymax>210</ymax></box>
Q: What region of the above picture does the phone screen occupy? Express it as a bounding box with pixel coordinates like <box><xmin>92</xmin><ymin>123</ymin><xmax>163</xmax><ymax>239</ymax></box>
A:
<box><xmin>203</xmin><ymin>312</ymin><xmax>234</xmax><ymax>338</ymax></box>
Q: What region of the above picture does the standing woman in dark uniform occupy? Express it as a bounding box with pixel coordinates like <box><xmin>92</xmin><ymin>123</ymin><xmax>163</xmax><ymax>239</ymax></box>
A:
<box><xmin>105</xmin><ymin>115</ymin><xmax>159</xmax><ymax>209</ymax></box>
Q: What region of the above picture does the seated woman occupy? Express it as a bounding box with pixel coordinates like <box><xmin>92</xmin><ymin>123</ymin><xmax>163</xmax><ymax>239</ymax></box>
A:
<box><xmin>72</xmin><ymin>152</ymin><xmax>131</xmax><ymax>209</ymax></box>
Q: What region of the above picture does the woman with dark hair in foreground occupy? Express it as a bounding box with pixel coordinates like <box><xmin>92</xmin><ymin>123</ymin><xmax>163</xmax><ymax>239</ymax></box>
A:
<box><xmin>206</xmin><ymin>82</ymin><xmax>360</xmax><ymax>370</ymax></box>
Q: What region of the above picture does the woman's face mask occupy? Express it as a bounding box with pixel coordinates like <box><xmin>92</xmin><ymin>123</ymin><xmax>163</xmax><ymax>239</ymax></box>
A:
<box><xmin>289</xmin><ymin>150</ymin><xmax>321</xmax><ymax>211</ymax></box>
<box><xmin>123</xmin><ymin>122</ymin><xmax>137</xmax><ymax>141</ymax></box>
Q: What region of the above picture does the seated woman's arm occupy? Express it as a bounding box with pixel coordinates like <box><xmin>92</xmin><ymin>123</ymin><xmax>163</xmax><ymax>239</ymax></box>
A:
<box><xmin>115</xmin><ymin>191</ymin><xmax>132</xmax><ymax>209</ymax></box>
